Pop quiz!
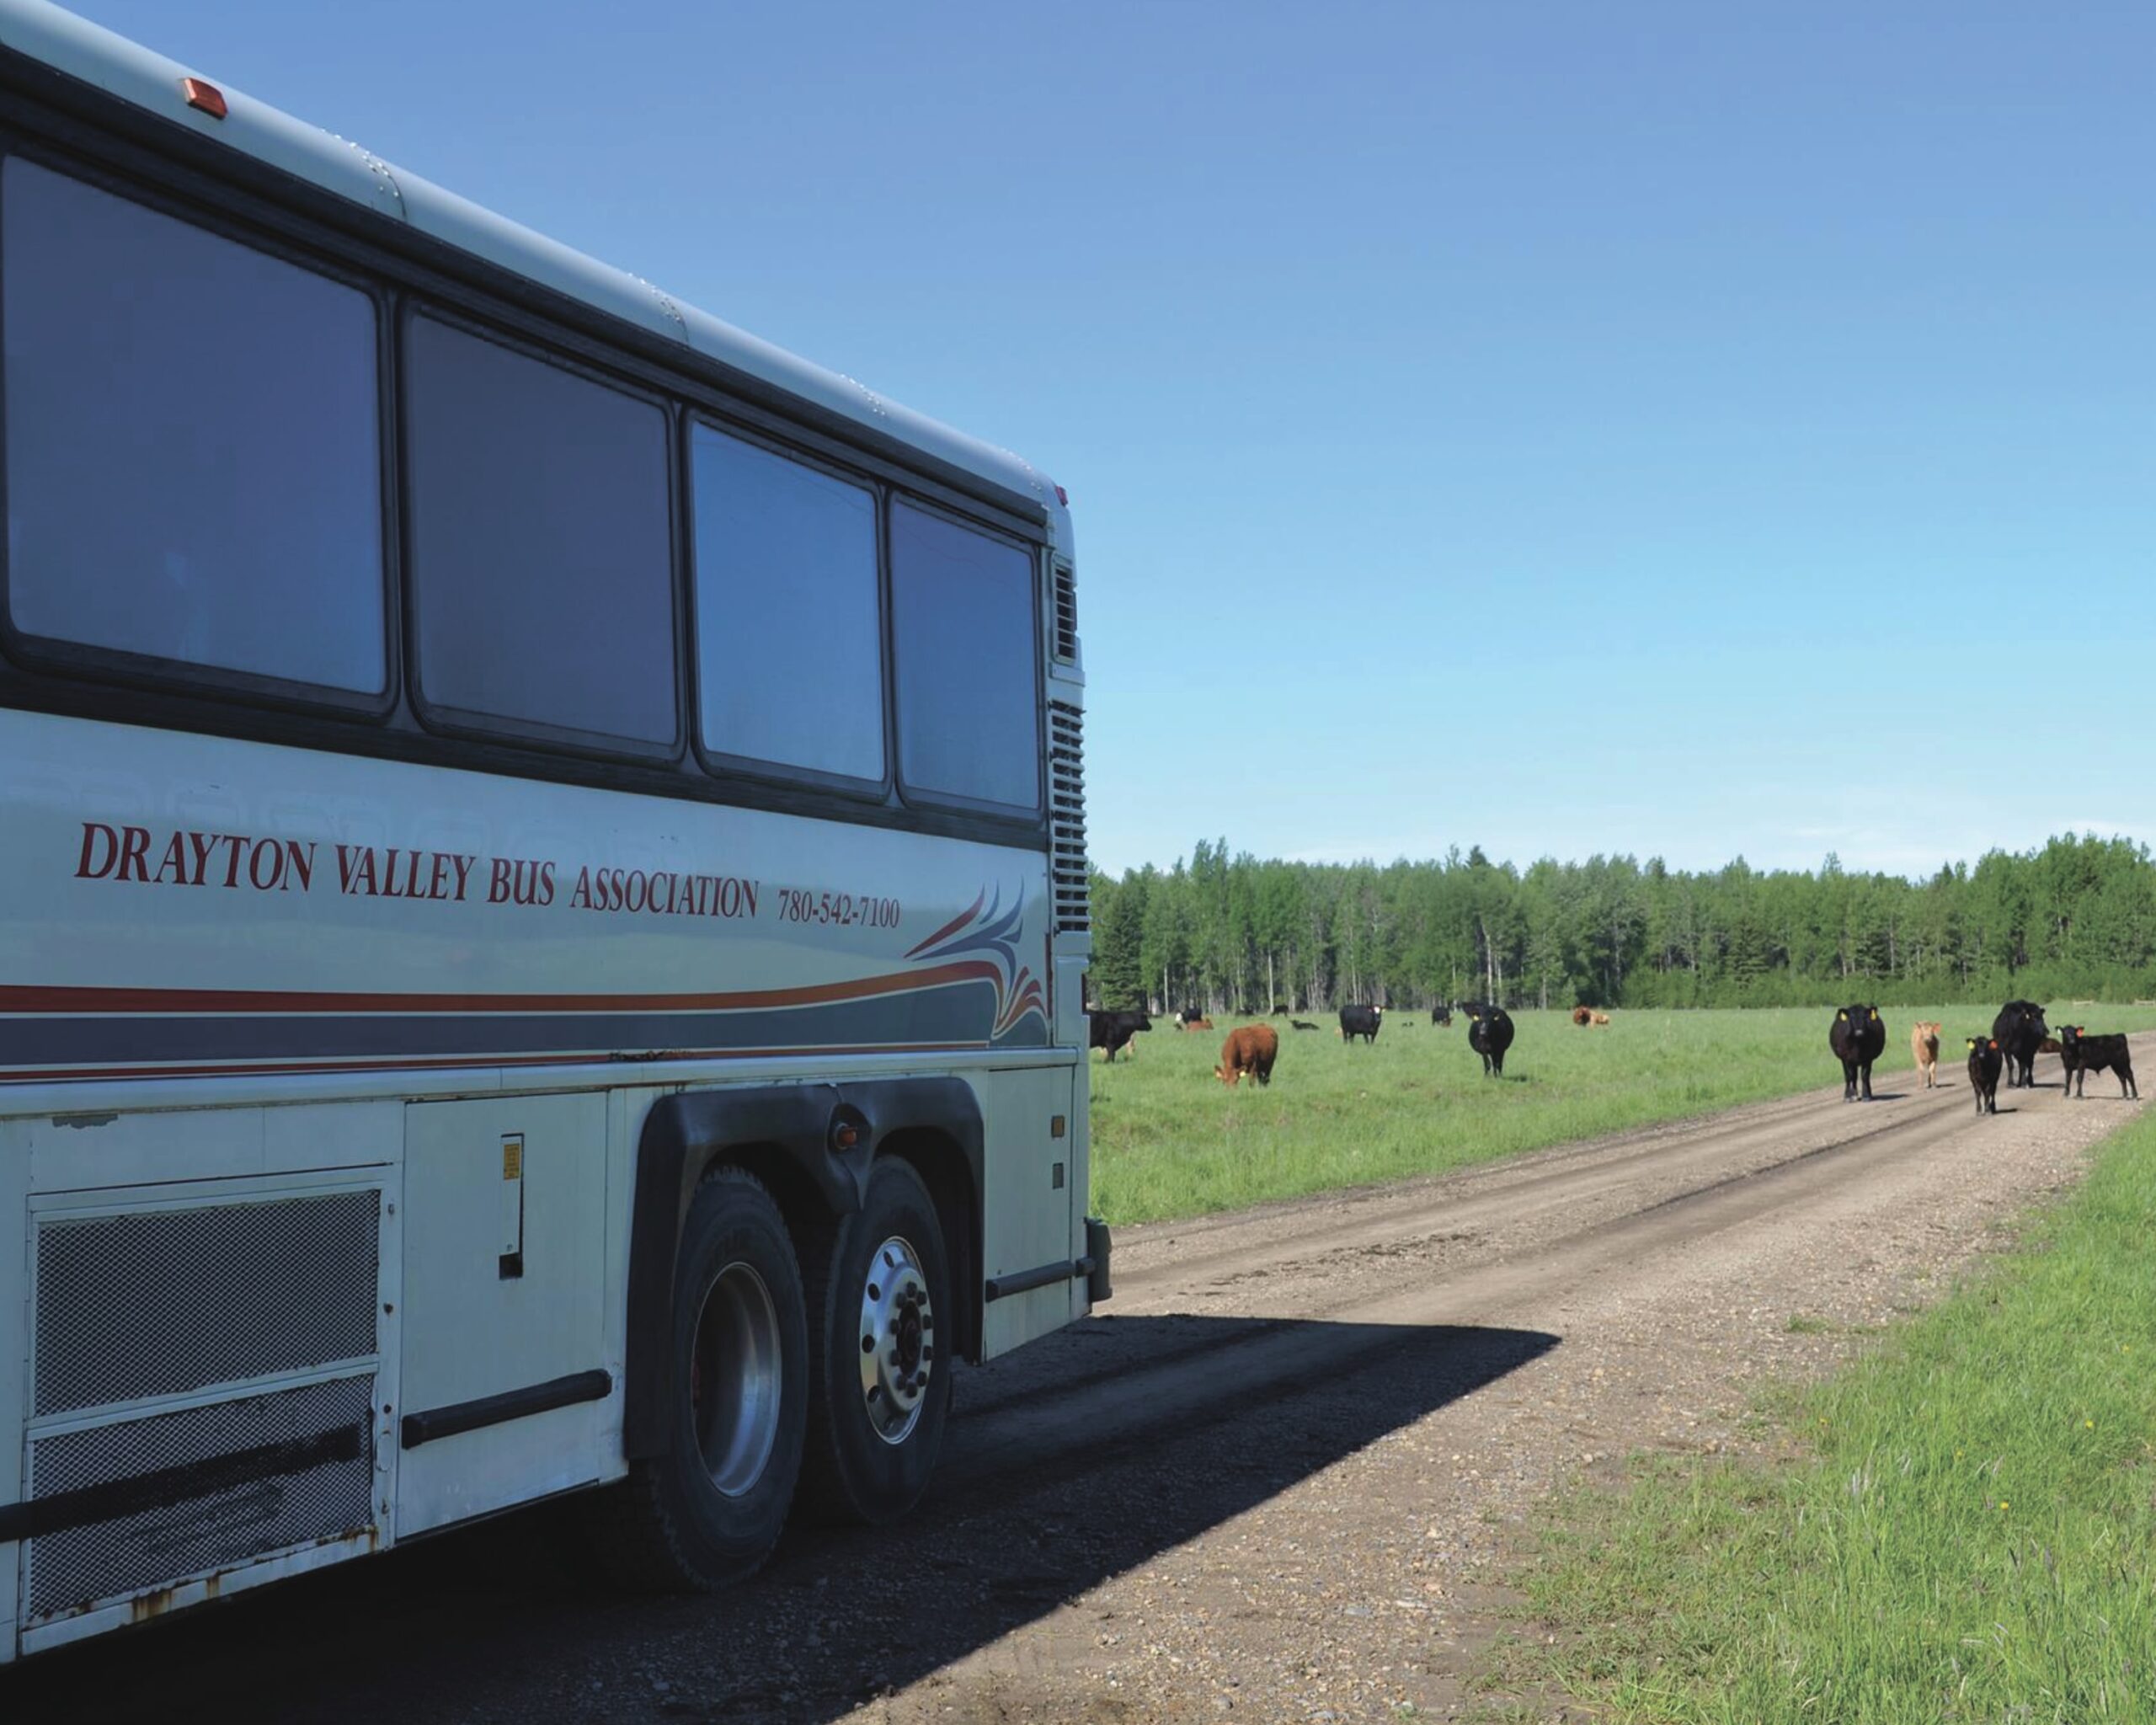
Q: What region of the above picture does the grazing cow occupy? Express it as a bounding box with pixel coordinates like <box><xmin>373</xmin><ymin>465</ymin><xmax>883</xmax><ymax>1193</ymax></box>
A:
<box><xmin>1338</xmin><ymin>1003</ymin><xmax>1383</xmax><ymax>1044</ymax></box>
<box><xmin>1290</xmin><ymin>1018</ymin><xmax>1321</xmax><ymax>1031</ymax></box>
<box><xmin>1910</xmin><ymin>1021</ymin><xmax>1941</xmax><ymax>1089</ymax></box>
<box><xmin>1215</xmin><ymin>1023</ymin><xmax>1280</xmax><ymax>1087</ymax></box>
<box><xmin>1828</xmin><ymin>1004</ymin><xmax>1886</xmax><ymax>1102</ymax></box>
<box><xmin>1177</xmin><ymin>1016</ymin><xmax>1214</xmax><ymax>1033</ymax></box>
<box><xmin>1571</xmin><ymin>1006</ymin><xmax>1593</xmax><ymax>1028</ymax></box>
<box><xmin>1087</xmin><ymin>1008</ymin><xmax>1152</xmax><ymax>1063</ymax></box>
<box><xmin>1992</xmin><ymin>1001</ymin><xmax>2048</xmax><ymax>1089</ymax></box>
<box><xmin>1463</xmin><ymin>1001</ymin><xmax>1515</xmax><ymax>1076</ymax></box>
<box><xmin>2060</xmin><ymin>1026</ymin><xmax>2137</xmax><ymax>1100</ymax></box>
<box><xmin>1591</xmin><ymin>1011</ymin><xmax>1611</xmax><ymax>1027</ymax></box>
<box><xmin>1967</xmin><ymin>1036</ymin><xmax>2003</xmax><ymax>1115</ymax></box>
<box><xmin>1431</xmin><ymin>1003</ymin><xmax>1453</xmax><ymax>1028</ymax></box>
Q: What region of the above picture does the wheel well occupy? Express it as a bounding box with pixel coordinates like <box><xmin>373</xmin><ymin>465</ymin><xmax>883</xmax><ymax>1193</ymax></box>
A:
<box><xmin>878</xmin><ymin>1128</ymin><xmax>982</xmax><ymax>1365</ymax></box>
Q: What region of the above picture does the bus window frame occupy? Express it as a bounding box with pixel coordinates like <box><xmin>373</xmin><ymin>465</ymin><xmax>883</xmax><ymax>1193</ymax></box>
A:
<box><xmin>0</xmin><ymin>94</ymin><xmax>1054</xmax><ymax>853</ymax></box>
<box><xmin>0</xmin><ymin>139</ymin><xmax>403</xmax><ymax>726</ymax></box>
<box><xmin>887</xmin><ymin>493</ymin><xmax>1048</xmax><ymax>823</ymax></box>
<box><xmin>397</xmin><ymin>299</ymin><xmax>689</xmax><ymax>769</ymax></box>
<box><xmin>682</xmin><ymin>411</ymin><xmax>896</xmax><ymax>805</ymax></box>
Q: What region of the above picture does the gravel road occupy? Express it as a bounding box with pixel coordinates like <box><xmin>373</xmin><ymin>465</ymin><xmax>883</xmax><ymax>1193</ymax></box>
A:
<box><xmin>10</xmin><ymin>1044</ymin><xmax>2144</xmax><ymax>1725</ymax></box>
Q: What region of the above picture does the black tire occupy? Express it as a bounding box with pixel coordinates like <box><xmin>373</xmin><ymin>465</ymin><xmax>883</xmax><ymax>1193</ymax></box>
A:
<box><xmin>797</xmin><ymin>1156</ymin><xmax>954</xmax><ymax>1526</ymax></box>
<box><xmin>584</xmin><ymin>1166</ymin><xmax>807</xmax><ymax>1591</ymax></box>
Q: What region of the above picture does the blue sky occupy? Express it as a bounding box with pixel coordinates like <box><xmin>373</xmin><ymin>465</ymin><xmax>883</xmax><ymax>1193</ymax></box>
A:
<box><xmin>76</xmin><ymin>1</ymin><xmax>2155</xmax><ymax>879</ymax></box>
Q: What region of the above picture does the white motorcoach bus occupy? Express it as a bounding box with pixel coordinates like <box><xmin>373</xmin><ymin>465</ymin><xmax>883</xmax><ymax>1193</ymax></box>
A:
<box><xmin>0</xmin><ymin>0</ymin><xmax>1099</xmax><ymax>1659</ymax></box>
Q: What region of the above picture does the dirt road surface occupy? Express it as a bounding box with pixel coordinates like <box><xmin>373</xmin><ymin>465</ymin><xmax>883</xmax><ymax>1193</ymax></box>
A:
<box><xmin>8</xmin><ymin>1045</ymin><xmax>2144</xmax><ymax>1725</ymax></box>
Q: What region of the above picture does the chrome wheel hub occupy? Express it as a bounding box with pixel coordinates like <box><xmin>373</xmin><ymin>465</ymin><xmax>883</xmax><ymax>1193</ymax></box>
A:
<box><xmin>857</xmin><ymin>1235</ymin><xmax>933</xmax><ymax>1445</ymax></box>
<box><xmin>691</xmin><ymin>1261</ymin><xmax>782</xmax><ymax>1498</ymax></box>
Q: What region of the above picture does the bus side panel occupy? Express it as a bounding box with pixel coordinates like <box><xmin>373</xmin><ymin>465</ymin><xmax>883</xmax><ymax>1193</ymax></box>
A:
<box><xmin>979</xmin><ymin>1067</ymin><xmax>1079</xmax><ymax>1359</ymax></box>
<box><xmin>395</xmin><ymin>1093</ymin><xmax>617</xmax><ymax>1535</ymax></box>
<box><xmin>0</xmin><ymin>1125</ymin><xmax>26</xmax><ymax>1664</ymax></box>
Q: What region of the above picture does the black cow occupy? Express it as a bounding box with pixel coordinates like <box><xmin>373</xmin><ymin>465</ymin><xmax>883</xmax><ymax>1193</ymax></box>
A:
<box><xmin>1828</xmin><ymin>1004</ymin><xmax>1886</xmax><ymax>1102</ymax></box>
<box><xmin>1992</xmin><ymin>1001</ymin><xmax>2048</xmax><ymax>1089</ymax></box>
<box><xmin>1462</xmin><ymin>1001</ymin><xmax>1515</xmax><ymax>1077</ymax></box>
<box><xmin>1431</xmin><ymin>1003</ymin><xmax>1454</xmax><ymax>1027</ymax></box>
<box><xmin>1290</xmin><ymin>1018</ymin><xmax>1321</xmax><ymax>1031</ymax></box>
<box><xmin>1174</xmin><ymin>1007</ymin><xmax>1208</xmax><ymax>1029</ymax></box>
<box><xmin>1088</xmin><ymin>1009</ymin><xmax>1151</xmax><ymax>1062</ymax></box>
<box><xmin>2060</xmin><ymin>1026</ymin><xmax>2137</xmax><ymax>1100</ymax></box>
<box><xmin>1966</xmin><ymin>1035</ymin><xmax>2003</xmax><ymax>1115</ymax></box>
<box><xmin>1338</xmin><ymin>1003</ymin><xmax>1383</xmax><ymax>1044</ymax></box>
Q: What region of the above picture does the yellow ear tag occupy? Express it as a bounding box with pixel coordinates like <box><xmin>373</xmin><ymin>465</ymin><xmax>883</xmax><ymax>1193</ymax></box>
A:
<box><xmin>1838</xmin><ymin>1012</ymin><xmax>1848</xmax><ymax>1021</ymax></box>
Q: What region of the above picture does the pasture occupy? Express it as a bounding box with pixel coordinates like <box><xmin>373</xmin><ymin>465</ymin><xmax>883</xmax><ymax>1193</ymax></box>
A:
<box><xmin>1088</xmin><ymin>1003</ymin><xmax>2156</xmax><ymax>1226</ymax></box>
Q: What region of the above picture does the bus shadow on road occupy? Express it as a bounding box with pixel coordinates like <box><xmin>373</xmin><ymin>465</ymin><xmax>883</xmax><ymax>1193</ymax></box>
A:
<box><xmin>4</xmin><ymin>1316</ymin><xmax>1558</xmax><ymax>1725</ymax></box>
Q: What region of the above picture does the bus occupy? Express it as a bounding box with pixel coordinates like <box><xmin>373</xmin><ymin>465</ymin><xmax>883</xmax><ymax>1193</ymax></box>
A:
<box><xmin>0</xmin><ymin>0</ymin><xmax>1099</xmax><ymax>1659</ymax></box>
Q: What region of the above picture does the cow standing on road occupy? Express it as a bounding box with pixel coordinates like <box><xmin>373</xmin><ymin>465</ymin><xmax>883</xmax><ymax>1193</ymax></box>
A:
<box><xmin>1992</xmin><ymin>1001</ymin><xmax>2048</xmax><ymax>1089</ymax></box>
<box><xmin>1087</xmin><ymin>1009</ymin><xmax>1151</xmax><ymax>1063</ymax></box>
<box><xmin>1910</xmin><ymin>1021</ymin><xmax>1941</xmax><ymax>1089</ymax></box>
<box><xmin>1967</xmin><ymin>1036</ymin><xmax>2003</xmax><ymax>1115</ymax></box>
<box><xmin>1829</xmin><ymin>1005</ymin><xmax>1886</xmax><ymax>1102</ymax></box>
<box><xmin>1463</xmin><ymin>1001</ymin><xmax>1515</xmax><ymax>1077</ymax></box>
<box><xmin>2060</xmin><ymin>1026</ymin><xmax>2137</xmax><ymax>1099</ymax></box>
<box><xmin>1338</xmin><ymin>1004</ymin><xmax>1383</xmax><ymax>1044</ymax></box>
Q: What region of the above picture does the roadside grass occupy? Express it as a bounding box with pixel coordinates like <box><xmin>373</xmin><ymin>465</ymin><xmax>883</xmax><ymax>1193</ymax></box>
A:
<box><xmin>1088</xmin><ymin>1004</ymin><xmax>2156</xmax><ymax>1226</ymax></box>
<box><xmin>1499</xmin><ymin>1105</ymin><xmax>2156</xmax><ymax>1724</ymax></box>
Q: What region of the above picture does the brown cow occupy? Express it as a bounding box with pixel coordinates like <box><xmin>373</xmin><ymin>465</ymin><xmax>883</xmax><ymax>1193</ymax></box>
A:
<box><xmin>1215</xmin><ymin>1023</ymin><xmax>1279</xmax><ymax>1087</ymax></box>
<box><xmin>1911</xmin><ymin>1021</ymin><xmax>1941</xmax><ymax>1089</ymax></box>
<box><xmin>1571</xmin><ymin>1006</ymin><xmax>1593</xmax><ymax>1027</ymax></box>
<box><xmin>1178</xmin><ymin>1016</ymin><xmax>1214</xmax><ymax>1033</ymax></box>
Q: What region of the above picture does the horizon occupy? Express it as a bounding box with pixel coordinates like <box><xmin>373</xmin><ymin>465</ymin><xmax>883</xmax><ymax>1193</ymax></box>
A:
<box><xmin>1101</xmin><ymin>825</ymin><xmax>2150</xmax><ymax>887</ymax></box>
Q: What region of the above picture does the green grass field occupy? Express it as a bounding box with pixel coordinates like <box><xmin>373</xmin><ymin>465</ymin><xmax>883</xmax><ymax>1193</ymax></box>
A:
<box><xmin>1503</xmin><ymin>1103</ymin><xmax>2156</xmax><ymax>1723</ymax></box>
<box><xmin>1088</xmin><ymin>1003</ymin><xmax>2156</xmax><ymax>1226</ymax></box>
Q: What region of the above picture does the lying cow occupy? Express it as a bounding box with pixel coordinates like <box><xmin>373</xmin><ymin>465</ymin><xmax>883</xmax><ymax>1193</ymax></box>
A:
<box><xmin>1571</xmin><ymin>1006</ymin><xmax>1593</xmax><ymax>1028</ymax></box>
<box><xmin>1291</xmin><ymin>1018</ymin><xmax>1321</xmax><ymax>1031</ymax></box>
<box><xmin>1087</xmin><ymin>1008</ymin><xmax>1152</xmax><ymax>1062</ymax></box>
<box><xmin>1178</xmin><ymin>1016</ymin><xmax>1214</xmax><ymax>1033</ymax></box>
<box><xmin>1174</xmin><ymin>1007</ymin><xmax>1208</xmax><ymax>1029</ymax></box>
<box><xmin>2060</xmin><ymin>1026</ymin><xmax>2137</xmax><ymax>1100</ymax></box>
<box><xmin>1910</xmin><ymin>1020</ymin><xmax>1941</xmax><ymax>1089</ymax></box>
<box><xmin>1829</xmin><ymin>1005</ymin><xmax>1886</xmax><ymax>1102</ymax></box>
<box><xmin>1215</xmin><ymin>1023</ymin><xmax>1279</xmax><ymax>1087</ymax></box>
<box><xmin>1591</xmin><ymin>1011</ymin><xmax>1611</xmax><ymax>1027</ymax></box>
<box><xmin>1463</xmin><ymin>1001</ymin><xmax>1515</xmax><ymax>1076</ymax></box>
<box><xmin>1338</xmin><ymin>1003</ymin><xmax>1382</xmax><ymax>1044</ymax></box>
<box><xmin>1993</xmin><ymin>1000</ymin><xmax>2048</xmax><ymax>1089</ymax></box>
<box><xmin>1967</xmin><ymin>1035</ymin><xmax>2002</xmax><ymax>1115</ymax></box>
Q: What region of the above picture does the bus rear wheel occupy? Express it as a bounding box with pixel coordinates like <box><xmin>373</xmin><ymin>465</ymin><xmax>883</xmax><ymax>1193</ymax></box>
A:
<box><xmin>587</xmin><ymin>1166</ymin><xmax>807</xmax><ymax>1590</ymax></box>
<box><xmin>798</xmin><ymin>1157</ymin><xmax>953</xmax><ymax>1525</ymax></box>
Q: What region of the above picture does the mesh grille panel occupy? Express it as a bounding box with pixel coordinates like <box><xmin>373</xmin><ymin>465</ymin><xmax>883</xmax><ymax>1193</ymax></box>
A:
<box><xmin>26</xmin><ymin>1374</ymin><xmax>376</xmax><ymax>1621</ymax></box>
<box><xmin>35</xmin><ymin>1190</ymin><xmax>381</xmax><ymax>1417</ymax></box>
<box><xmin>1049</xmin><ymin>699</ymin><xmax>1088</xmax><ymax>935</ymax></box>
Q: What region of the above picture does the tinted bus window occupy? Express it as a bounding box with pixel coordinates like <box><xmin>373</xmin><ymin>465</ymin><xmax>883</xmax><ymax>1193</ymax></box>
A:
<box><xmin>405</xmin><ymin>316</ymin><xmax>675</xmax><ymax>748</ymax></box>
<box><xmin>691</xmin><ymin>426</ymin><xmax>883</xmax><ymax>784</ymax></box>
<box><xmin>890</xmin><ymin>501</ymin><xmax>1038</xmax><ymax>812</ymax></box>
<box><xmin>1</xmin><ymin>159</ymin><xmax>385</xmax><ymax>692</ymax></box>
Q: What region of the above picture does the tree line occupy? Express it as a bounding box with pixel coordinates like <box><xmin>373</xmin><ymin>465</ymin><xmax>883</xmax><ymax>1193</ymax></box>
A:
<box><xmin>1085</xmin><ymin>834</ymin><xmax>2156</xmax><ymax>1015</ymax></box>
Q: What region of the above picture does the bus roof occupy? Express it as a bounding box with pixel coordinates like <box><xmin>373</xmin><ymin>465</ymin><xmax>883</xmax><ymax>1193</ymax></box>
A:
<box><xmin>0</xmin><ymin>0</ymin><xmax>1066</xmax><ymax>532</ymax></box>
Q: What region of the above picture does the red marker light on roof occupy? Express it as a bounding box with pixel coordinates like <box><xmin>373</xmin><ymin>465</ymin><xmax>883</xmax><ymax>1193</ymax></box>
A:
<box><xmin>180</xmin><ymin>77</ymin><xmax>227</xmax><ymax>120</ymax></box>
<box><xmin>1054</xmin><ymin>483</ymin><xmax>1068</xmax><ymax>506</ymax></box>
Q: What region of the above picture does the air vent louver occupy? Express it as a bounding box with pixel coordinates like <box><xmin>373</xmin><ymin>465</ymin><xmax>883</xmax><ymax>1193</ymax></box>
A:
<box><xmin>1052</xmin><ymin>563</ymin><xmax>1078</xmax><ymax>663</ymax></box>
<box><xmin>1048</xmin><ymin>700</ymin><xmax>1088</xmax><ymax>934</ymax></box>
